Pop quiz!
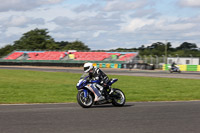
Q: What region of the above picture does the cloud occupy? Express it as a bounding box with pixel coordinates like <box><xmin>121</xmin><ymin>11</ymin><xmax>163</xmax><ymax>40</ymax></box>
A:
<box><xmin>73</xmin><ymin>3</ymin><xmax>101</xmax><ymax>12</ymax></box>
<box><xmin>52</xmin><ymin>12</ymin><xmax>121</xmax><ymax>32</ymax></box>
<box><xmin>0</xmin><ymin>0</ymin><xmax>64</xmax><ymax>12</ymax></box>
<box><xmin>120</xmin><ymin>16</ymin><xmax>197</xmax><ymax>33</ymax></box>
<box><xmin>93</xmin><ymin>30</ymin><xmax>106</xmax><ymax>38</ymax></box>
<box><xmin>104</xmin><ymin>0</ymin><xmax>152</xmax><ymax>12</ymax></box>
<box><xmin>0</xmin><ymin>15</ymin><xmax>45</xmax><ymax>47</ymax></box>
<box><xmin>130</xmin><ymin>8</ymin><xmax>161</xmax><ymax>19</ymax></box>
<box><xmin>120</xmin><ymin>18</ymin><xmax>155</xmax><ymax>32</ymax></box>
<box><xmin>0</xmin><ymin>0</ymin><xmax>200</xmax><ymax>49</ymax></box>
<box><xmin>159</xmin><ymin>22</ymin><xmax>195</xmax><ymax>31</ymax></box>
<box><xmin>1</xmin><ymin>15</ymin><xmax>45</xmax><ymax>28</ymax></box>
<box><xmin>183</xmin><ymin>31</ymin><xmax>200</xmax><ymax>37</ymax></box>
<box><xmin>179</xmin><ymin>0</ymin><xmax>200</xmax><ymax>8</ymax></box>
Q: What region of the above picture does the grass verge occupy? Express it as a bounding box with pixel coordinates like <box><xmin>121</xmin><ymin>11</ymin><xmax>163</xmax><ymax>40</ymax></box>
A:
<box><xmin>0</xmin><ymin>69</ymin><xmax>200</xmax><ymax>104</ymax></box>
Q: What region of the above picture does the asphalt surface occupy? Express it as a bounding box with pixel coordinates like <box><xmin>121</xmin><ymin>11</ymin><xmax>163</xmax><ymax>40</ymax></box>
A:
<box><xmin>0</xmin><ymin>101</ymin><xmax>200</xmax><ymax>133</ymax></box>
<box><xmin>0</xmin><ymin>66</ymin><xmax>200</xmax><ymax>79</ymax></box>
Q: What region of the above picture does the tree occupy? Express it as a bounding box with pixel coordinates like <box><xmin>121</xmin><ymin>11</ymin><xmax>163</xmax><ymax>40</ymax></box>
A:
<box><xmin>63</xmin><ymin>40</ymin><xmax>90</xmax><ymax>51</ymax></box>
<box><xmin>138</xmin><ymin>45</ymin><xmax>145</xmax><ymax>51</ymax></box>
<box><xmin>0</xmin><ymin>44</ymin><xmax>14</xmax><ymax>58</ymax></box>
<box><xmin>176</xmin><ymin>42</ymin><xmax>197</xmax><ymax>50</ymax></box>
<box><xmin>139</xmin><ymin>42</ymin><xmax>173</xmax><ymax>56</ymax></box>
<box><xmin>13</xmin><ymin>28</ymin><xmax>58</xmax><ymax>50</ymax></box>
<box><xmin>55</xmin><ymin>41</ymin><xmax>69</xmax><ymax>49</ymax></box>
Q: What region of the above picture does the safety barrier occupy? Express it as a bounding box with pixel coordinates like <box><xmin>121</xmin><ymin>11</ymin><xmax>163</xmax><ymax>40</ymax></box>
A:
<box><xmin>163</xmin><ymin>64</ymin><xmax>200</xmax><ymax>71</ymax></box>
<box><xmin>0</xmin><ymin>60</ymin><xmax>122</xmax><ymax>68</ymax></box>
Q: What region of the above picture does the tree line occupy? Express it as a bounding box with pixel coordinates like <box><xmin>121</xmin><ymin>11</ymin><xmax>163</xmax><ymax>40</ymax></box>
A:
<box><xmin>0</xmin><ymin>28</ymin><xmax>200</xmax><ymax>58</ymax></box>
<box><xmin>113</xmin><ymin>42</ymin><xmax>200</xmax><ymax>57</ymax></box>
<box><xmin>0</xmin><ymin>28</ymin><xmax>90</xmax><ymax>58</ymax></box>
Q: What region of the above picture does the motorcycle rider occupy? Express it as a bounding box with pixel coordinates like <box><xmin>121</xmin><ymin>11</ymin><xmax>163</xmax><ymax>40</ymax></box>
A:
<box><xmin>83</xmin><ymin>62</ymin><xmax>110</xmax><ymax>101</ymax></box>
<box><xmin>171</xmin><ymin>62</ymin><xmax>177</xmax><ymax>71</ymax></box>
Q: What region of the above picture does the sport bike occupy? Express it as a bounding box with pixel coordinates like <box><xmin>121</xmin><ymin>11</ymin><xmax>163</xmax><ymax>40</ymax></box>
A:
<box><xmin>168</xmin><ymin>65</ymin><xmax>181</xmax><ymax>73</ymax></box>
<box><xmin>76</xmin><ymin>73</ymin><xmax>126</xmax><ymax>108</ymax></box>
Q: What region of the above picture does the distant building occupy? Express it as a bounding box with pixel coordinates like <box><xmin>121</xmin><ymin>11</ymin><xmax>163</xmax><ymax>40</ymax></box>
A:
<box><xmin>167</xmin><ymin>57</ymin><xmax>200</xmax><ymax>65</ymax></box>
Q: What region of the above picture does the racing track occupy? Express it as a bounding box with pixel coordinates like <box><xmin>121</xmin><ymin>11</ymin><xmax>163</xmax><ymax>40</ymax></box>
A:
<box><xmin>0</xmin><ymin>66</ymin><xmax>200</xmax><ymax>133</ymax></box>
<box><xmin>0</xmin><ymin>101</ymin><xmax>200</xmax><ymax>133</ymax></box>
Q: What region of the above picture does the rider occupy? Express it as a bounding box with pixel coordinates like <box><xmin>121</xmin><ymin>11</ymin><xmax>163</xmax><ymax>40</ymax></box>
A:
<box><xmin>83</xmin><ymin>62</ymin><xmax>109</xmax><ymax>101</ymax></box>
<box><xmin>171</xmin><ymin>62</ymin><xmax>176</xmax><ymax>70</ymax></box>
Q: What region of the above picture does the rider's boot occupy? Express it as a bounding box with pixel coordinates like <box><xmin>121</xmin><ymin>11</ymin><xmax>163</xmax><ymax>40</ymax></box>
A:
<box><xmin>109</xmin><ymin>88</ymin><xmax>114</xmax><ymax>94</ymax></box>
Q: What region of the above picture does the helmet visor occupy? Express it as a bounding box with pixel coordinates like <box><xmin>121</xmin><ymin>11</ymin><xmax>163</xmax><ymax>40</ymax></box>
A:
<box><xmin>84</xmin><ymin>66</ymin><xmax>90</xmax><ymax>72</ymax></box>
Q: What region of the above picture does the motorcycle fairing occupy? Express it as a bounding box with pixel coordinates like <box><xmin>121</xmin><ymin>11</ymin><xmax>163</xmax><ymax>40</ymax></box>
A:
<box><xmin>85</xmin><ymin>84</ymin><xmax>100</xmax><ymax>101</ymax></box>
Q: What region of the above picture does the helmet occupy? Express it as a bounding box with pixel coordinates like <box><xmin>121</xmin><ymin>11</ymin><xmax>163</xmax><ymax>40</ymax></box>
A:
<box><xmin>84</xmin><ymin>63</ymin><xmax>93</xmax><ymax>73</ymax></box>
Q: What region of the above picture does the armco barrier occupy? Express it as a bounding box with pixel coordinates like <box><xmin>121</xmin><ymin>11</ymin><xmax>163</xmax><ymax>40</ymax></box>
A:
<box><xmin>163</xmin><ymin>64</ymin><xmax>200</xmax><ymax>71</ymax></box>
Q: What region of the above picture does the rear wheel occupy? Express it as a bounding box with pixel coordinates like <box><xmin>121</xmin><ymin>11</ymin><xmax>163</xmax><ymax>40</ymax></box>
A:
<box><xmin>111</xmin><ymin>89</ymin><xmax>126</xmax><ymax>107</ymax></box>
<box><xmin>77</xmin><ymin>90</ymin><xmax>94</xmax><ymax>108</ymax></box>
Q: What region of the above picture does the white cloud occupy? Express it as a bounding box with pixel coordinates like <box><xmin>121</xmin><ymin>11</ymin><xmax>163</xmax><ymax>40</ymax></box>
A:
<box><xmin>1</xmin><ymin>15</ymin><xmax>45</xmax><ymax>28</ymax></box>
<box><xmin>120</xmin><ymin>18</ymin><xmax>155</xmax><ymax>32</ymax></box>
<box><xmin>43</xmin><ymin>0</ymin><xmax>63</xmax><ymax>4</ymax></box>
<box><xmin>5</xmin><ymin>27</ymin><xmax>28</xmax><ymax>37</ymax></box>
<box><xmin>8</xmin><ymin>16</ymin><xmax>29</xmax><ymax>27</ymax></box>
<box><xmin>93</xmin><ymin>30</ymin><xmax>106</xmax><ymax>38</ymax></box>
<box><xmin>0</xmin><ymin>0</ymin><xmax>64</xmax><ymax>12</ymax></box>
<box><xmin>73</xmin><ymin>3</ymin><xmax>100</xmax><ymax>12</ymax></box>
<box><xmin>120</xmin><ymin>16</ymin><xmax>196</xmax><ymax>33</ymax></box>
<box><xmin>160</xmin><ymin>23</ymin><xmax>195</xmax><ymax>31</ymax></box>
<box><xmin>179</xmin><ymin>0</ymin><xmax>200</xmax><ymax>7</ymax></box>
<box><xmin>104</xmin><ymin>0</ymin><xmax>150</xmax><ymax>11</ymax></box>
<box><xmin>183</xmin><ymin>31</ymin><xmax>200</xmax><ymax>37</ymax></box>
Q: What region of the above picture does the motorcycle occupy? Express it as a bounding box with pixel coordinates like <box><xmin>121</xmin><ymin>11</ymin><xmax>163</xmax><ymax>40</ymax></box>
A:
<box><xmin>76</xmin><ymin>73</ymin><xmax>126</xmax><ymax>108</ymax></box>
<box><xmin>168</xmin><ymin>65</ymin><xmax>181</xmax><ymax>73</ymax></box>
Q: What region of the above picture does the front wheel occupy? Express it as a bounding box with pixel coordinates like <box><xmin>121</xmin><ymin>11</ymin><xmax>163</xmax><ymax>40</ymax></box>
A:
<box><xmin>111</xmin><ymin>89</ymin><xmax>126</xmax><ymax>107</ymax></box>
<box><xmin>77</xmin><ymin>90</ymin><xmax>94</xmax><ymax>108</ymax></box>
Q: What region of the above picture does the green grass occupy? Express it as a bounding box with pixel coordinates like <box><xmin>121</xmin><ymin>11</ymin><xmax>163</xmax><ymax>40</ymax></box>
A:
<box><xmin>0</xmin><ymin>69</ymin><xmax>200</xmax><ymax>104</ymax></box>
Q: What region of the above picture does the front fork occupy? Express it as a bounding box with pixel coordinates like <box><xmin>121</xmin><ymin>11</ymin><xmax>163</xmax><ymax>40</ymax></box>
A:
<box><xmin>83</xmin><ymin>89</ymin><xmax>88</xmax><ymax>98</ymax></box>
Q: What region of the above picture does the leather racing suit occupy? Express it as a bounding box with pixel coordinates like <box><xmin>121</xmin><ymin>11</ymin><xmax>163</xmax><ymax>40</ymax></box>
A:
<box><xmin>88</xmin><ymin>67</ymin><xmax>109</xmax><ymax>101</ymax></box>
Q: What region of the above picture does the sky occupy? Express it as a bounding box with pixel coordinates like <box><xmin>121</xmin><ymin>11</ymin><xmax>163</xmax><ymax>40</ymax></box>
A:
<box><xmin>0</xmin><ymin>0</ymin><xmax>200</xmax><ymax>50</ymax></box>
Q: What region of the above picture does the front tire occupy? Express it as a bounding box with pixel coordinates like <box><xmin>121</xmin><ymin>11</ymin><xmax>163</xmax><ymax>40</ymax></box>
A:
<box><xmin>77</xmin><ymin>90</ymin><xmax>94</xmax><ymax>108</ymax></box>
<box><xmin>111</xmin><ymin>89</ymin><xmax>126</xmax><ymax>107</ymax></box>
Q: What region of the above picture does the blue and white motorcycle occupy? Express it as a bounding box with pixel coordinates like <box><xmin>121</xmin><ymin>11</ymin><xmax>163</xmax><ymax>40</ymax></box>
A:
<box><xmin>76</xmin><ymin>73</ymin><xmax>126</xmax><ymax>108</ymax></box>
<box><xmin>168</xmin><ymin>65</ymin><xmax>181</xmax><ymax>73</ymax></box>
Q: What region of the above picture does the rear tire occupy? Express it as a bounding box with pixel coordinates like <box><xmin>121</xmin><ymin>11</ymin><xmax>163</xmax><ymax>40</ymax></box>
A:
<box><xmin>77</xmin><ymin>90</ymin><xmax>94</xmax><ymax>108</ymax></box>
<box><xmin>111</xmin><ymin>89</ymin><xmax>126</xmax><ymax>107</ymax></box>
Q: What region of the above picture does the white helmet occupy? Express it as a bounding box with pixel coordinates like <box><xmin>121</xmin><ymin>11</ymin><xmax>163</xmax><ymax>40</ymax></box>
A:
<box><xmin>84</xmin><ymin>63</ymin><xmax>93</xmax><ymax>73</ymax></box>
